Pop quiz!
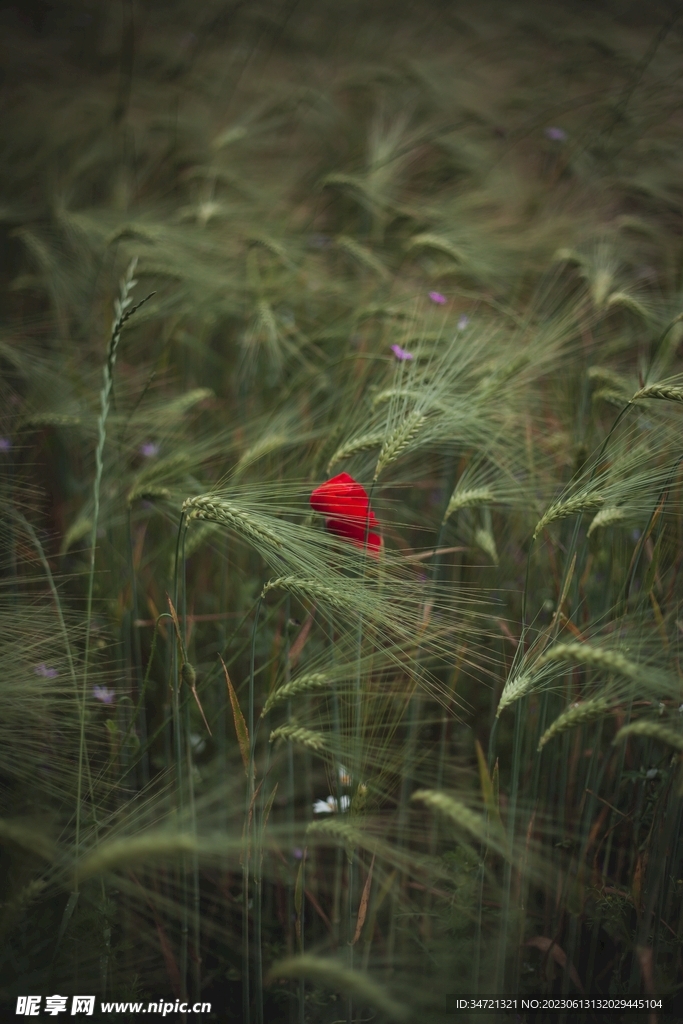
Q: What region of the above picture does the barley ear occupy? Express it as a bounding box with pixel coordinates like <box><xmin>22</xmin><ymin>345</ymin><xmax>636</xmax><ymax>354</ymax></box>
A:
<box><xmin>263</xmin><ymin>673</ymin><xmax>329</xmax><ymax>714</ymax></box>
<box><xmin>327</xmin><ymin>432</ymin><xmax>385</xmax><ymax>472</ymax></box>
<box><xmin>535</xmin><ymin>643</ymin><xmax>641</xmax><ymax>680</ymax></box>
<box><xmin>374</xmin><ymin>411</ymin><xmax>426</xmax><ymax>480</ymax></box>
<box><xmin>613</xmin><ymin>721</ymin><xmax>683</xmax><ymax>750</ymax></box>
<box><xmin>443</xmin><ymin>487</ymin><xmax>495</xmax><ymax>523</ymax></box>
<box><xmin>538</xmin><ymin>698</ymin><xmax>612</xmax><ymax>750</ymax></box>
<box><xmin>411</xmin><ymin>789</ymin><xmax>490</xmax><ymax>844</ymax></box>
<box><xmin>533</xmin><ymin>493</ymin><xmax>604</xmax><ymax>540</ymax></box>
<box><xmin>266</xmin><ymin>955</ymin><xmax>408</xmax><ymax>1022</ymax></box>
<box><xmin>632</xmin><ymin>383</ymin><xmax>683</xmax><ymax>404</ymax></box>
<box><xmin>182</xmin><ymin>495</ymin><xmax>283</xmax><ymax>549</ymax></box>
<box><xmin>587</xmin><ymin>507</ymin><xmax>625</xmax><ymax>536</ymax></box>
<box><xmin>270</xmin><ymin>724</ymin><xmax>328</xmax><ymax>753</ymax></box>
<box><xmin>497</xmin><ymin>672</ymin><xmax>533</xmax><ymax>717</ymax></box>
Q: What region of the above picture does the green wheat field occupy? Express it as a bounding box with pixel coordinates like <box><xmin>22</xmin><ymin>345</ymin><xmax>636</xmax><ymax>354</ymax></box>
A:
<box><xmin>2</xmin><ymin>1</ymin><xmax>683</xmax><ymax>1021</ymax></box>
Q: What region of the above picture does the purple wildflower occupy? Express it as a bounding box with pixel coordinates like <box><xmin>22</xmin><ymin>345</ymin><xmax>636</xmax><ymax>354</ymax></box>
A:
<box><xmin>544</xmin><ymin>126</ymin><xmax>567</xmax><ymax>142</ymax></box>
<box><xmin>34</xmin><ymin>664</ymin><xmax>58</xmax><ymax>679</ymax></box>
<box><xmin>139</xmin><ymin>442</ymin><xmax>159</xmax><ymax>458</ymax></box>
<box><xmin>391</xmin><ymin>344</ymin><xmax>413</xmax><ymax>361</ymax></box>
<box><xmin>428</xmin><ymin>291</ymin><xmax>447</xmax><ymax>305</ymax></box>
<box><xmin>0</xmin><ymin>438</ymin><xmax>11</xmax><ymax>452</ymax></box>
<box><xmin>292</xmin><ymin>847</ymin><xmax>304</xmax><ymax>860</ymax></box>
<box><xmin>93</xmin><ymin>685</ymin><xmax>116</xmax><ymax>704</ymax></box>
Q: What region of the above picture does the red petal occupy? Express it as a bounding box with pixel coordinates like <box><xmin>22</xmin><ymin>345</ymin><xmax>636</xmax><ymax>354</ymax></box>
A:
<box><xmin>326</xmin><ymin>517</ymin><xmax>382</xmax><ymax>555</ymax></box>
<box><xmin>310</xmin><ymin>473</ymin><xmax>382</xmax><ymax>556</ymax></box>
<box><xmin>310</xmin><ymin>472</ymin><xmax>369</xmax><ymax>518</ymax></box>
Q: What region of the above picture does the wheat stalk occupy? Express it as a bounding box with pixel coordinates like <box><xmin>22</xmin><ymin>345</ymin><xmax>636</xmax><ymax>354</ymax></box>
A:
<box><xmin>538</xmin><ymin>698</ymin><xmax>612</xmax><ymax>750</ymax></box>
<box><xmin>61</xmin><ymin>517</ymin><xmax>93</xmax><ymax>555</ymax></box>
<box><xmin>533</xmin><ymin>492</ymin><xmax>604</xmax><ymax>539</ymax></box>
<box><xmin>263</xmin><ymin>577</ymin><xmax>355</xmax><ymax>613</ymax></box>
<box><xmin>535</xmin><ymin>643</ymin><xmax>641</xmax><ymax>679</ymax></box>
<box><xmin>613</xmin><ymin>721</ymin><xmax>683</xmax><ymax>750</ymax></box>
<box><xmin>372</xmin><ymin>387</ymin><xmax>429</xmax><ymax>409</ymax></box>
<box><xmin>497</xmin><ymin>672</ymin><xmax>534</xmax><ymax>717</ymax></box>
<box><xmin>444</xmin><ymin>486</ymin><xmax>495</xmax><ymax>522</ymax></box>
<box><xmin>592</xmin><ymin>388</ymin><xmax>628</xmax><ymax>408</ymax></box>
<box><xmin>76</xmin><ymin>833</ymin><xmax>201</xmax><ymax>881</ymax></box>
<box><xmin>157</xmin><ymin>387</ymin><xmax>213</xmax><ymax>418</ymax></box>
<box><xmin>327</xmin><ymin>432</ymin><xmax>385</xmax><ymax>472</ymax></box>
<box><xmin>406</xmin><ymin>233</ymin><xmax>465</xmax><ymax>264</ymax></box>
<box><xmin>587</xmin><ymin>507</ymin><xmax>626</xmax><ymax>536</ymax></box>
<box><xmin>266</xmin><ymin>955</ymin><xmax>408</xmax><ymax>1022</ymax></box>
<box><xmin>22</xmin><ymin>413</ymin><xmax>82</xmax><ymax>427</ymax></box>
<box><xmin>182</xmin><ymin>495</ymin><xmax>283</xmax><ymax>549</ymax></box>
<box><xmin>269</xmin><ymin>724</ymin><xmax>328</xmax><ymax>752</ymax></box>
<box><xmin>307</xmin><ymin>818</ymin><xmax>366</xmax><ymax>847</ymax></box>
<box><xmin>127</xmin><ymin>485</ymin><xmax>171</xmax><ymax>508</ymax></box>
<box><xmin>263</xmin><ymin>673</ymin><xmax>330</xmax><ymax>714</ymax></box>
<box><xmin>77</xmin><ymin>259</ymin><xmax>154</xmax><ymax>864</ymax></box>
<box><xmin>605</xmin><ymin>292</ymin><xmax>650</xmax><ymax>319</ymax></box>
<box><xmin>632</xmin><ymin>383</ymin><xmax>683</xmax><ymax>403</ymax></box>
<box><xmin>474</xmin><ymin>527</ymin><xmax>498</xmax><ymax>564</ymax></box>
<box><xmin>236</xmin><ymin>433</ymin><xmax>289</xmax><ymax>474</ymax></box>
<box><xmin>374</xmin><ymin>411</ymin><xmax>426</xmax><ymax>479</ymax></box>
<box><xmin>587</xmin><ymin>366</ymin><xmax>630</xmax><ymax>392</ymax></box>
<box><xmin>335</xmin><ymin>235</ymin><xmax>391</xmax><ymax>280</ymax></box>
<box><xmin>411</xmin><ymin>790</ymin><xmax>495</xmax><ymax>845</ymax></box>
<box><xmin>499</xmin><ymin>644</ymin><xmax>665</xmax><ymax>718</ymax></box>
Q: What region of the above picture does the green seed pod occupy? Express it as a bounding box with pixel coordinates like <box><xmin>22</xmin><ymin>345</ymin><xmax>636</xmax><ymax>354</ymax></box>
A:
<box><xmin>181</xmin><ymin>662</ymin><xmax>197</xmax><ymax>688</ymax></box>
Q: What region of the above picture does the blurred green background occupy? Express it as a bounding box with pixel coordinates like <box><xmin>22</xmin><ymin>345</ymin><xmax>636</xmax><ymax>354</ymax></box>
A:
<box><xmin>1</xmin><ymin>2</ymin><xmax>683</xmax><ymax>1021</ymax></box>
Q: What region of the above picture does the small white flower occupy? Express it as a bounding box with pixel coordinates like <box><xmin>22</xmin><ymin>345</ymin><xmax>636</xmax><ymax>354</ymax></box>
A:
<box><xmin>313</xmin><ymin>796</ymin><xmax>336</xmax><ymax>814</ymax></box>
<box><xmin>646</xmin><ymin>768</ymin><xmax>658</xmax><ymax>780</ymax></box>
<box><xmin>313</xmin><ymin>794</ymin><xmax>351</xmax><ymax>814</ymax></box>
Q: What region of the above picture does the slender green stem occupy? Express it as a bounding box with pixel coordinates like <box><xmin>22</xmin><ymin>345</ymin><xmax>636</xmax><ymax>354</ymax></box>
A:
<box><xmin>127</xmin><ymin>507</ymin><xmax>149</xmax><ymax>788</ymax></box>
<box><xmin>173</xmin><ymin>515</ymin><xmax>188</xmax><ymax>1005</ymax></box>
<box><xmin>495</xmin><ymin>696</ymin><xmax>524</xmax><ymax>992</ymax></box>
<box><xmin>328</xmin><ymin>615</ymin><xmax>344</xmax><ymax>947</ymax></box>
<box><xmin>254</xmin><ymin>731</ymin><xmax>271</xmax><ymax>1024</ymax></box>
<box><xmin>76</xmin><ymin>263</ymin><xmax>153</xmax><ymax>874</ymax></box>
<box><xmin>243</xmin><ymin>594</ymin><xmax>263</xmax><ymax>1024</ymax></box>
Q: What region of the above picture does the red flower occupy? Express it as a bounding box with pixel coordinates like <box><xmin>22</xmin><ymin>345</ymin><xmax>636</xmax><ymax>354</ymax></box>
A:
<box><xmin>310</xmin><ymin>473</ymin><xmax>382</xmax><ymax>556</ymax></box>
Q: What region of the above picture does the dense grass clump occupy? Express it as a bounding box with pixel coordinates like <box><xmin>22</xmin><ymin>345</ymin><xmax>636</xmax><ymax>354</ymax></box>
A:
<box><xmin>2</xmin><ymin>2</ymin><xmax>683</xmax><ymax>1022</ymax></box>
